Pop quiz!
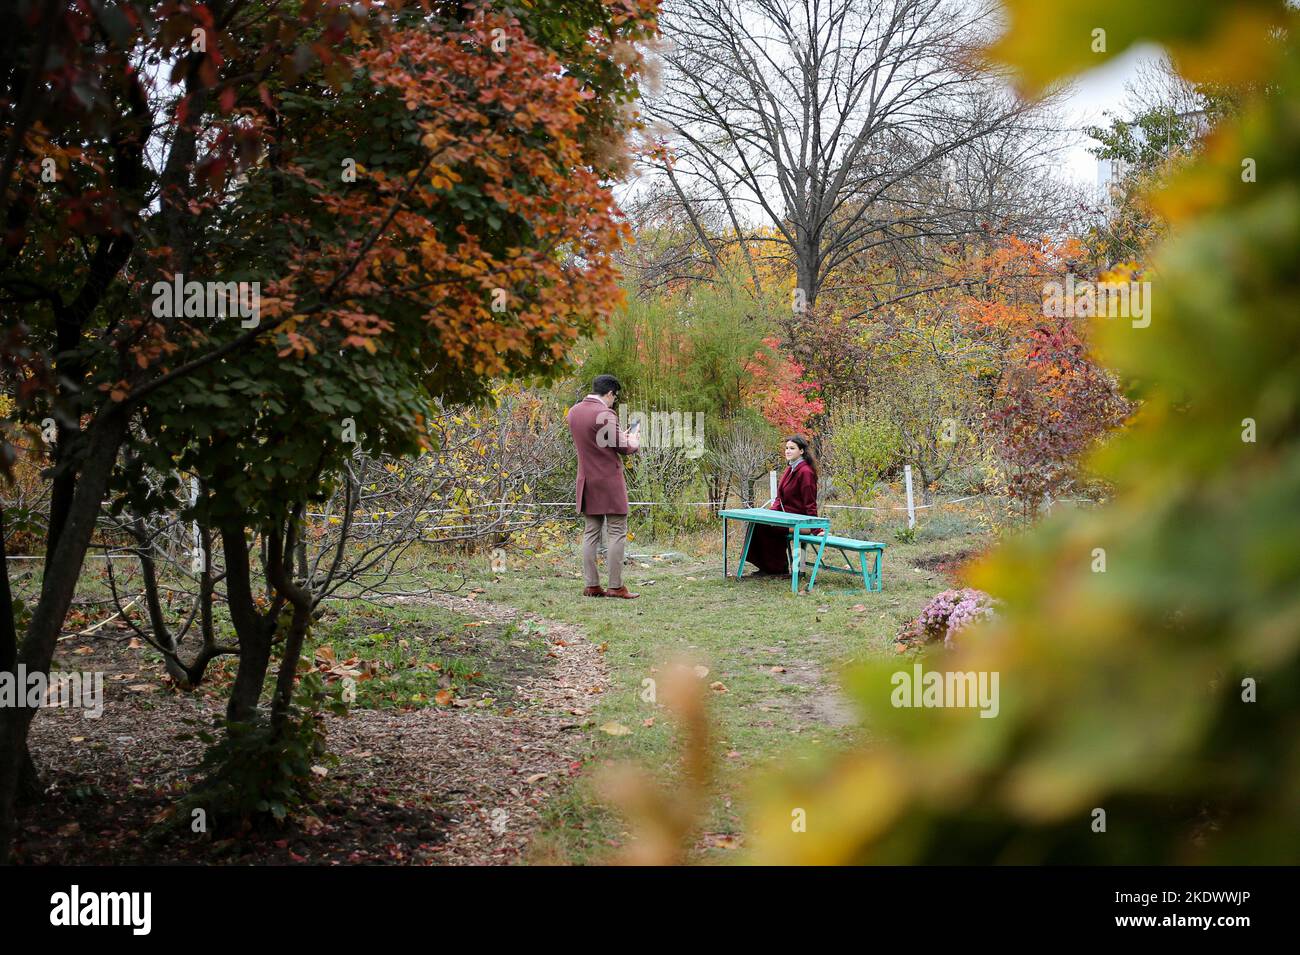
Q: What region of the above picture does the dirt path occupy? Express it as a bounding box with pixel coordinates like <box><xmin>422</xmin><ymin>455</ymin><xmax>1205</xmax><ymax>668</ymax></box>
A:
<box><xmin>18</xmin><ymin>593</ymin><xmax>607</xmax><ymax>865</ymax></box>
<box><xmin>341</xmin><ymin>592</ymin><xmax>608</xmax><ymax>864</ymax></box>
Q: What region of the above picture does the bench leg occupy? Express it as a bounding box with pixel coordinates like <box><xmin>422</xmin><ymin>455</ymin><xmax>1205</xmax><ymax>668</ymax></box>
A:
<box><xmin>791</xmin><ymin>542</ymin><xmax>883</xmax><ymax>592</ymax></box>
<box><xmin>805</xmin><ymin>535</ymin><xmax>828</xmax><ymax>591</ymax></box>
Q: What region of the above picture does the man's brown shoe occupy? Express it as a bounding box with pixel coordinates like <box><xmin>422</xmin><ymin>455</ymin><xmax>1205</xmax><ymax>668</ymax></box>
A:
<box><xmin>583</xmin><ymin>586</ymin><xmax>606</xmax><ymax>597</ymax></box>
<box><xmin>604</xmin><ymin>586</ymin><xmax>639</xmax><ymax>599</ymax></box>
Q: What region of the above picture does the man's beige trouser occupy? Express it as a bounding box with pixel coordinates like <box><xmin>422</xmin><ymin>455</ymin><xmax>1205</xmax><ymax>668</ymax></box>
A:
<box><xmin>582</xmin><ymin>514</ymin><xmax>626</xmax><ymax>589</ymax></box>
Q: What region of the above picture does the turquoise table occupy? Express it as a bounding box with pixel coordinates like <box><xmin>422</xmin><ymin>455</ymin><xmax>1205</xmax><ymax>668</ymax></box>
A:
<box><xmin>719</xmin><ymin>507</ymin><xmax>831</xmax><ymax>594</ymax></box>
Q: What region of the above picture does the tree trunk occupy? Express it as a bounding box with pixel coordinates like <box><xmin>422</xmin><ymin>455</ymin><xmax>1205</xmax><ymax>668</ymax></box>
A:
<box><xmin>1</xmin><ymin>511</ymin><xmax>17</xmax><ymax>688</ymax></box>
<box><xmin>129</xmin><ymin>515</ymin><xmax>189</xmax><ymax>684</ymax></box>
<box><xmin>0</xmin><ymin>408</ymin><xmax>128</xmax><ymax>861</ymax></box>
<box><xmin>127</xmin><ymin>511</ymin><xmax>229</xmax><ymax>687</ymax></box>
<box><xmin>795</xmin><ymin>245</ymin><xmax>819</xmax><ymax>313</ymax></box>
<box><xmin>917</xmin><ymin>462</ymin><xmax>934</xmax><ymax>506</ymax></box>
<box><xmin>268</xmin><ymin>519</ymin><xmax>314</xmax><ymax>735</ymax></box>
<box><xmin>227</xmin><ymin>633</ymin><xmax>274</xmax><ymax>724</ymax></box>
<box><xmin>0</xmin><ymin>517</ymin><xmax>43</xmax><ymax>807</ymax></box>
<box><xmin>221</xmin><ymin>523</ymin><xmax>276</xmax><ymax>724</ymax></box>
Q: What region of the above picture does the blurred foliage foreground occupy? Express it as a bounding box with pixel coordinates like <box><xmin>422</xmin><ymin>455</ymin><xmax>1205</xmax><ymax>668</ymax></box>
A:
<box><xmin>734</xmin><ymin>1</ymin><xmax>1300</xmax><ymax>864</ymax></box>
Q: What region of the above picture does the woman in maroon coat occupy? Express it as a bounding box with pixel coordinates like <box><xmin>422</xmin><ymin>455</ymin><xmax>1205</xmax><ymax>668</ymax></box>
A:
<box><xmin>744</xmin><ymin>435</ymin><xmax>819</xmax><ymax>576</ymax></box>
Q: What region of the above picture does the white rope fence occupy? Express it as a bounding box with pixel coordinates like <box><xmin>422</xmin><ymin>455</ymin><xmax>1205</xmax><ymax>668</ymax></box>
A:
<box><xmin>5</xmin><ymin>553</ymin><xmax>137</xmax><ymax>561</ymax></box>
<box><xmin>6</xmin><ymin>491</ymin><xmax>1095</xmax><ymax>558</ymax></box>
<box><xmin>300</xmin><ymin>491</ymin><xmax>1008</xmax><ymax>531</ymax></box>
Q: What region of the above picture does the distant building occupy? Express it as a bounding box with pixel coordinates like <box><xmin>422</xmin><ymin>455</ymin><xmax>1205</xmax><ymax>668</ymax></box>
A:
<box><xmin>1093</xmin><ymin>108</ymin><xmax>1209</xmax><ymax>204</ymax></box>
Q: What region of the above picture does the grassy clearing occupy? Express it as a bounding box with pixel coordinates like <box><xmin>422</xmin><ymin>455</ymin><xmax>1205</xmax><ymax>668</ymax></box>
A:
<box><xmin>415</xmin><ymin>518</ymin><xmax>990</xmax><ymax>862</ymax></box>
<box><xmin>16</xmin><ymin>505</ymin><xmax>993</xmax><ymax>862</ymax></box>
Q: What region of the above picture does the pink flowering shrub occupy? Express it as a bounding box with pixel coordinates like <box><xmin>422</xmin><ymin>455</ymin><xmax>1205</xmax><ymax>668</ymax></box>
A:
<box><xmin>899</xmin><ymin>588</ymin><xmax>998</xmax><ymax>649</ymax></box>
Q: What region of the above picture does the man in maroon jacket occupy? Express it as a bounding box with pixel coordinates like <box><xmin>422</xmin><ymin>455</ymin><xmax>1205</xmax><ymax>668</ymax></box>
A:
<box><xmin>567</xmin><ymin>375</ymin><xmax>640</xmax><ymax>598</ymax></box>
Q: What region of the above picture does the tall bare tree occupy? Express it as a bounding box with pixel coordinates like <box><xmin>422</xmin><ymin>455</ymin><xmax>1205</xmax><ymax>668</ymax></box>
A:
<box><xmin>648</xmin><ymin>0</ymin><xmax>1070</xmax><ymax>308</ymax></box>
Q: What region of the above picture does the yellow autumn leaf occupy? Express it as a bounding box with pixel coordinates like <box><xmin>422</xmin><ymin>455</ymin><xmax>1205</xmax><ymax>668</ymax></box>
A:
<box><xmin>988</xmin><ymin>0</ymin><xmax>1283</xmax><ymax>94</ymax></box>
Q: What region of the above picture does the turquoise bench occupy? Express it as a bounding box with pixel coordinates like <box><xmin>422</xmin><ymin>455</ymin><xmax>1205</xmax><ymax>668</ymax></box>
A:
<box><xmin>796</xmin><ymin>534</ymin><xmax>885</xmax><ymax>592</ymax></box>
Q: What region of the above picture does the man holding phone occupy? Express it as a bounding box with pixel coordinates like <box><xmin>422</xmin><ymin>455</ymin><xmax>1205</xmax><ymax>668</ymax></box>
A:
<box><xmin>567</xmin><ymin>374</ymin><xmax>641</xmax><ymax>598</ymax></box>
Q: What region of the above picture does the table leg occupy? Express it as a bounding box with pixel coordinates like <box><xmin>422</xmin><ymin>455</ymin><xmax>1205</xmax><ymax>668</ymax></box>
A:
<box><xmin>736</xmin><ymin>522</ymin><xmax>755</xmax><ymax>580</ymax></box>
<box><xmin>722</xmin><ymin>517</ymin><xmax>727</xmax><ymax>578</ymax></box>
<box><xmin>791</xmin><ymin>528</ymin><xmax>801</xmax><ymax>593</ymax></box>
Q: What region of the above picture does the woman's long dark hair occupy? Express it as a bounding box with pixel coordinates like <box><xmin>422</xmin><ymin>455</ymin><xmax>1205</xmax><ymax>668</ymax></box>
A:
<box><xmin>786</xmin><ymin>434</ymin><xmax>817</xmax><ymax>474</ymax></box>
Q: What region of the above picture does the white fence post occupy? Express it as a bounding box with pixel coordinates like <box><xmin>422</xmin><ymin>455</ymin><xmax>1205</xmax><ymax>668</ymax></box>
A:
<box><xmin>904</xmin><ymin>465</ymin><xmax>916</xmax><ymax>530</ymax></box>
<box><xmin>768</xmin><ymin>470</ymin><xmax>778</xmax><ymax>505</ymax></box>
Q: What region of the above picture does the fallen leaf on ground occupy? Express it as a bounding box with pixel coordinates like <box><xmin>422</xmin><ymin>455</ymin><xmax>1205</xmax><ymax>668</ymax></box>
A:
<box><xmin>701</xmin><ymin>833</ymin><xmax>740</xmax><ymax>849</ymax></box>
<box><xmin>599</xmin><ymin>722</ymin><xmax>631</xmax><ymax>736</ymax></box>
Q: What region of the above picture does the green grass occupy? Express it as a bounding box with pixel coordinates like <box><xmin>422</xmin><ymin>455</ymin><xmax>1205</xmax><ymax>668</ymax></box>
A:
<box><xmin>413</xmin><ymin>522</ymin><xmax>988</xmax><ymax>862</ymax></box>
<box><xmin>307</xmin><ymin>601</ymin><xmax>549</xmax><ymax>710</ymax></box>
